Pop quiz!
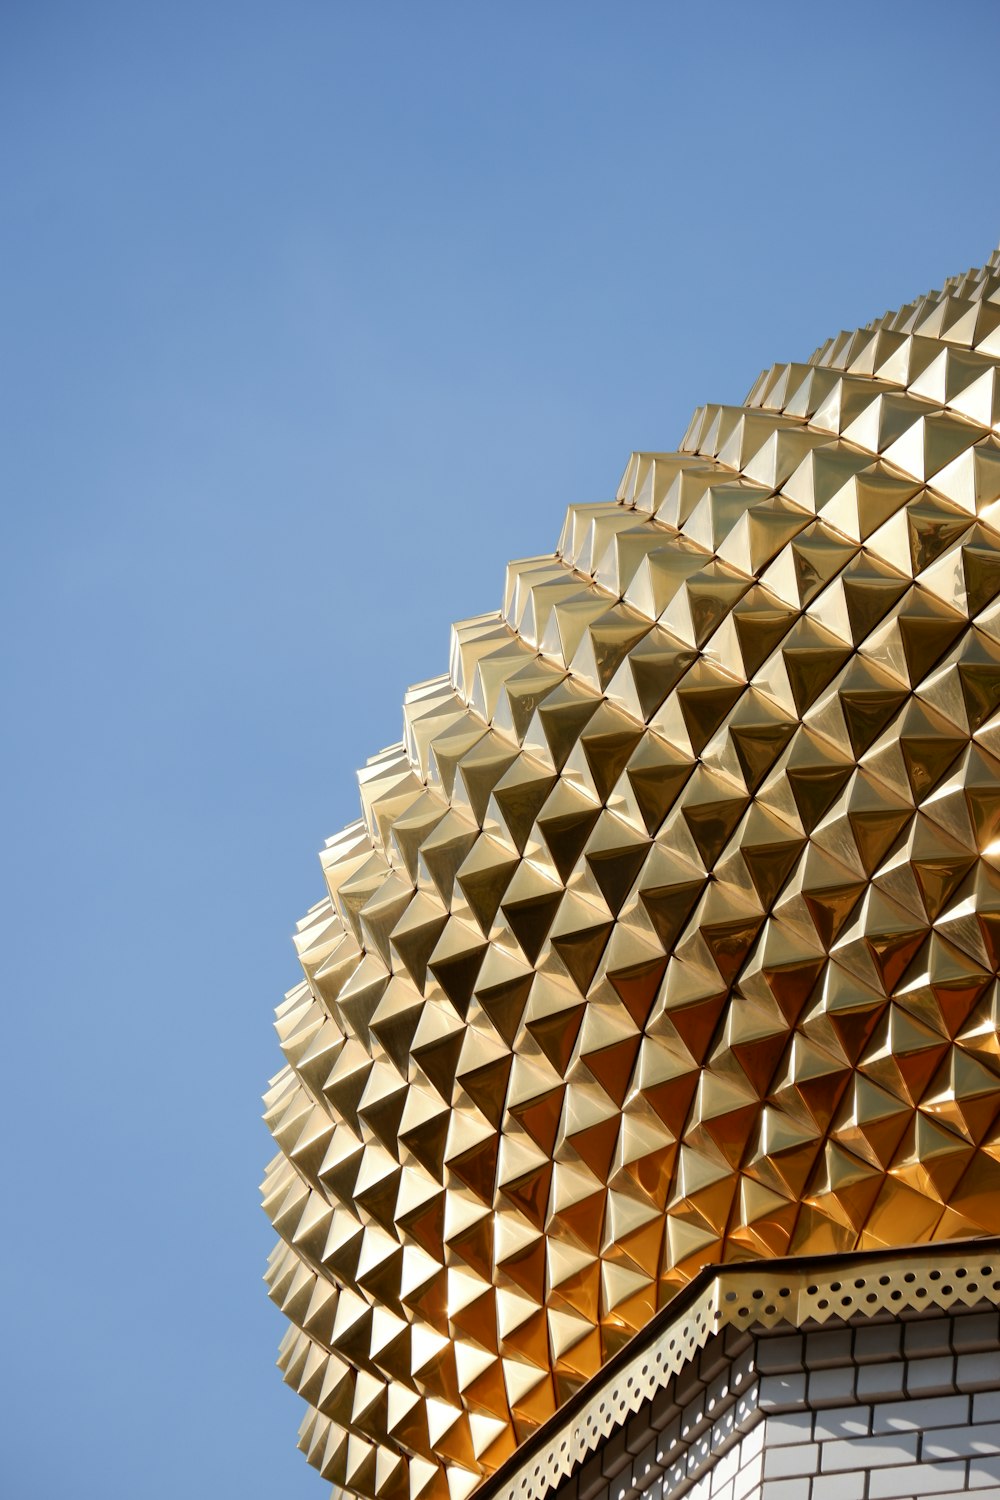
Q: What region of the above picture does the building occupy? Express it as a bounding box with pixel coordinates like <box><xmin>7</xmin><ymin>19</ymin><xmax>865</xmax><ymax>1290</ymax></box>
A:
<box><xmin>263</xmin><ymin>246</ymin><xmax>1000</xmax><ymax>1500</ymax></box>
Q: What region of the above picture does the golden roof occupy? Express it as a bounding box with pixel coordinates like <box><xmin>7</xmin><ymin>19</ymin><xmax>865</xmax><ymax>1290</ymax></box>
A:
<box><xmin>263</xmin><ymin>245</ymin><xmax>1000</xmax><ymax>1500</ymax></box>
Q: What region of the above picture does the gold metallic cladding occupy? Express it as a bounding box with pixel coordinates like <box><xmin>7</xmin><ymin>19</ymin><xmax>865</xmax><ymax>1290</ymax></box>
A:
<box><xmin>264</xmin><ymin>246</ymin><xmax>1000</xmax><ymax>1500</ymax></box>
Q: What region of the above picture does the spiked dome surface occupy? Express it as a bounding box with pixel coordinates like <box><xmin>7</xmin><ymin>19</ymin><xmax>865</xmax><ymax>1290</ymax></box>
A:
<box><xmin>263</xmin><ymin>247</ymin><xmax>1000</xmax><ymax>1500</ymax></box>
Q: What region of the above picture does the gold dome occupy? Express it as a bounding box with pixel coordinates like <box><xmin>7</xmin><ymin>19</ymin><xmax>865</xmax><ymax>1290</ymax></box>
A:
<box><xmin>263</xmin><ymin>246</ymin><xmax>1000</xmax><ymax>1500</ymax></box>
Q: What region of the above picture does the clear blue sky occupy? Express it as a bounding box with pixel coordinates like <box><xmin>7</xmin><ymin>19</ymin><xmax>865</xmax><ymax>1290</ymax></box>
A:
<box><xmin>1</xmin><ymin>3</ymin><xmax>998</xmax><ymax>1495</ymax></box>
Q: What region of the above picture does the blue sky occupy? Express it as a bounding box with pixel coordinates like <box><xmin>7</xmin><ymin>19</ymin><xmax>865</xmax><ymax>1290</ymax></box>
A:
<box><xmin>1</xmin><ymin>2</ymin><xmax>998</xmax><ymax>1495</ymax></box>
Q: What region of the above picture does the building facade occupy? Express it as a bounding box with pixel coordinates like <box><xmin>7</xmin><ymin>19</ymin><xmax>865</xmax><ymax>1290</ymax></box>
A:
<box><xmin>264</xmin><ymin>247</ymin><xmax>1000</xmax><ymax>1500</ymax></box>
<box><xmin>479</xmin><ymin>1240</ymin><xmax>1000</xmax><ymax>1500</ymax></box>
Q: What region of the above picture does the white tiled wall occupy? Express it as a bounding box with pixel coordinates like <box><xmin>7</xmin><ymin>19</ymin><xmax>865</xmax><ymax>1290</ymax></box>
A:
<box><xmin>562</xmin><ymin>1311</ymin><xmax>1000</xmax><ymax>1500</ymax></box>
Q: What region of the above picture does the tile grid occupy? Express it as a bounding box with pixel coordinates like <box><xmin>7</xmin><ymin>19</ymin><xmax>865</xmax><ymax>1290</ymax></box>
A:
<box><xmin>553</xmin><ymin>1310</ymin><xmax>1000</xmax><ymax>1500</ymax></box>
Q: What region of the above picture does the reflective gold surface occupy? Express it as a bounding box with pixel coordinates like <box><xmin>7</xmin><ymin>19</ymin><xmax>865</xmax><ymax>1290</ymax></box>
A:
<box><xmin>263</xmin><ymin>246</ymin><xmax>1000</xmax><ymax>1500</ymax></box>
